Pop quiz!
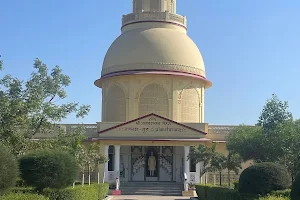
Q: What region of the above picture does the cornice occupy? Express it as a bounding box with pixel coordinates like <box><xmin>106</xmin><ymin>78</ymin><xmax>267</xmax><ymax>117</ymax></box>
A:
<box><xmin>102</xmin><ymin>62</ymin><xmax>206</xmax><ymax>77</ymax></box>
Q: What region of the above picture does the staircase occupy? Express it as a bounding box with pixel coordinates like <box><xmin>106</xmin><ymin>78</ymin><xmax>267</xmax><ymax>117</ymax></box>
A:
<box><xmin>120</xmin><ymin>181</ymin><xmax>184</xmax><ymax>196</ymax></box>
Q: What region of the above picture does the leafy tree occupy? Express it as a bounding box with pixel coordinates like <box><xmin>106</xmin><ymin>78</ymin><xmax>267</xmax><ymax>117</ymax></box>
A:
<box><xmin>85</xmin><ymin>143</ymin><xmax>108</xmax><ymax>185</ymax></box>
<box><xmin>257</xmin><ymin>94</ymin><xmax>292</xmax><ymax>131</ymax></box>
<box><xmin>227</xmin><ymin>94</ymin><xmax>300</xmax><ymax>179</ymax></box>
<box><xmin>0</xmin><ymin>56</ymin><xmax>3</xmax><ymax>70</ymax></box>
<box><xmin>207</xmin><ymin>152</ymin><xmax>227</xmax><ymax>186</ymax></box>
<box><xmin>227</xmin><ymin>125</ymin><xmax>264</xmax><ymax>161</ymax></box>
<box><xmin>0</xmin><ymin>58</ymin><xmax>90</xmax><ymax>156</ymax></box>
<box><xmin>188</xmin><ymin>144</ymin><xmax>217</xmax><ymax>181</ymax></box>
<box><xmin>225</xmin><ymin>153</ymin><xmax>242</xmax><ymax>186</ymax></box>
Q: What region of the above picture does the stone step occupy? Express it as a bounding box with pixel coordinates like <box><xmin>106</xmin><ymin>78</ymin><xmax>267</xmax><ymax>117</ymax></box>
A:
<box><xmin>119</xmin><ymin>181</ymin><xmax>184</xmax><ymax>196</ymax></box>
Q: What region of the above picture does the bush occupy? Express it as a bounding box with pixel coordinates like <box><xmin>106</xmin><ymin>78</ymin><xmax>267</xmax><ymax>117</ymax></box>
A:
<box><xmin>269</xmin><ymin>189</ymin><xmax>290</xmax><ymax>198</ymax></box>
<box><xmin>258</xmin><ymin>196</ymin><xmax>289</xmax><ymax>200</ymax></box>
<box><xmin>19</xmin><ymin>149</ymin><xmax>79</xmax><ymax>191</ymax></box>
<box><xmin>43</xmin><ymin>183</ymin><xmax>109</xmax><ymax>200</ymax></box>
<box><xmin>195</xmin><ymin>184</ymin><xmax>241</xmax><ymax>200</ymax></box>
<box><xmin>238</xmin><ymin>162</ymin><xmax>291</xmax><ymax>196</ymax></box>
<box><xmin>0</xmin><ymin>145</ymin><xmax>19</xmax><ymax>195</ymax></box>
<box><xmin>1</xmin><ymin>193</ymin><xmax>49</xmax><ymax>200</ymax></box>
<box><xmin>291</xmin><ymin>172</ymin><xmax>300</xmax><ymax>200</ymax></box>
<box><xmin>11</xmin><ymin>187</ymin><xmax>36</xmax><ymax>194</ymax></box>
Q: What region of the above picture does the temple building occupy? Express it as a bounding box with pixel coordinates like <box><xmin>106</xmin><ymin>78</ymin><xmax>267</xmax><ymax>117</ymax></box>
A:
<box><xmin>69</xmin><ymin>0</ymin><xmax>252</xmax><ymax>186</ymax></box>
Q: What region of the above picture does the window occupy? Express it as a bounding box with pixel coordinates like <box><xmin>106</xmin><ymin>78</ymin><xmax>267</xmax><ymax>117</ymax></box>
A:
<box><xmin>108</xmin><ymin>146</ymin><xmax>114</xmax><ymax>171</ymax></box>
<box><xmin>138</xmin><ymin>83</ymin><xmax>169</xmax><ymax>117</ymax></box>
<box><xmin>190</xmin><ymin>158</ymin><xmax>196</xmax><ymax>172</ymax></box>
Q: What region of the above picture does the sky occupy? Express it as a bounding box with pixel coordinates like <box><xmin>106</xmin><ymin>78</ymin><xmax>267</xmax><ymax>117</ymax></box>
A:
<box><xmin>0</xmin><ymin>0</ymin><xmax>300</xmax><ymax>125</ymax></box>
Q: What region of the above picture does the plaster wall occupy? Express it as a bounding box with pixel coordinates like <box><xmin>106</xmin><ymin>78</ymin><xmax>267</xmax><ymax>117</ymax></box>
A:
<box><xmin>101</xmin><ymin>74</ymin><xmax>206</xmax><ymax>123</ymax></box>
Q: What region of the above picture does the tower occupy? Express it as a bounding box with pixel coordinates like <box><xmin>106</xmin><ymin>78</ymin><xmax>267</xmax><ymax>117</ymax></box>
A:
<box><xmin>95</xmin><ymin>0</ymin><xmax>212</xmax><ymax>123</ymax></box>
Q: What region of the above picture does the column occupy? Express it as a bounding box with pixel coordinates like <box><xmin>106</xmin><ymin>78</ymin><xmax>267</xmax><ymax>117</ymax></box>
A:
<box><xmin>104</xmin><ymin>145</ymin><xmax>109</xmax><ymax>182</ymax></box>
<box><xmin>114</xmin><ymin>145</ymin><xmax>121</xmax><ymax>178</ymax></box>
<box><xmin>196</xmin><ymin>162</ymin><xmax>201</xmax><ymax>184</ymax></box>
<box><xmin>184</xmin><ymin>146</ymin><xmax>190</xmax><ymax>184</ymax></box>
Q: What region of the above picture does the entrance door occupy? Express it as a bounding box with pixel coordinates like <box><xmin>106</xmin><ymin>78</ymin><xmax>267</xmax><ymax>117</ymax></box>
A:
<box><xmin>130</xmin><ymin>146</ymin><xmax>174</xmax><ymax>182</ymax></box>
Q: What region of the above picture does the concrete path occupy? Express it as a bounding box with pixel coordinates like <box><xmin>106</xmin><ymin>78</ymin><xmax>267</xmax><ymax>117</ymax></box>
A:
<box><xmin>110</xmin><ymin>195</ymin><xmax>192</xmax><ymax>200</ymax></box>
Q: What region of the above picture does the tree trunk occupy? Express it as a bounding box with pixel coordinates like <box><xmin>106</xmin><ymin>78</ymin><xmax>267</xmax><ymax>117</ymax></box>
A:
<box><xmin>88</xmin><ymin>165</ymin><xmax>91</xmax><ymax>185</ymax></box>
<box><xmin>213</xmin><ymin>174</ymin><xmax>216</xmax><ymax>185</ymax></box>
<box><xmin>219</xmin><ymin>172</ymin><xmax>222</xmax><ymax>186</ymax></box>
<box><xmin>82</xmin><ymin>173</ymin><xmax>85</xmax><ymax>187</ymax></box>
<box><xmin>228</xmin><ymin>170</ymin><xmax>231</xmax><ymax>186</ymax></box>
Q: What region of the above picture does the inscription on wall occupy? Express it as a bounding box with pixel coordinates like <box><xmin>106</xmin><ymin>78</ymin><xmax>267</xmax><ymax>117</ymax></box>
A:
<box><xmin>118</xmin><ymin>116</ymin><xmax>186</xmax><ymax>133</ymax></box>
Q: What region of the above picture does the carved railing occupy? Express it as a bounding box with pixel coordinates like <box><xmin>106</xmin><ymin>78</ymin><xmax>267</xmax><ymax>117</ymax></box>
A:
<box><xmin>122</xmin><ymin>12</ymin><xmax>187</xmax><ymax>27</ymax></box>
<box><xmin>132</xmin><ymin>156</ymin><xmax>145</xmax><ymax>176</ymax></box>
<box><xmin>160</xmin><ymin>156</ymin><xmax>172</xmax><ymax>175</ymax></box>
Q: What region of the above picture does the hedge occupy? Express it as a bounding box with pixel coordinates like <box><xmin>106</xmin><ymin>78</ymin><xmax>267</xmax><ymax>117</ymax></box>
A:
<box><xmin>291</xmin><ymin>172</ymin><xmax>300</xmax><ymax>200</ymax></box>
<box><xmin>43</xmin><ymin>183</ymin><xmax>109</xmax><ymax>200</ymax></box>
<box><xmin>196</xmin><ymin>184</ymin><xmax>242</xmax><ymax>200</ymax></box>
<box><xmin>1</xmin><ymin>193</ymin><xmax>49</xmax><ymax>200</ymax></box>
<box><xmin>195</xmin><ymin>184</ymin><xmax>290</xmax><ymax>200</ymax></box>
<box><xmin>0</xmin><ymin>145</ymin><xmax>19</xmax><ymax>195</ymax></box>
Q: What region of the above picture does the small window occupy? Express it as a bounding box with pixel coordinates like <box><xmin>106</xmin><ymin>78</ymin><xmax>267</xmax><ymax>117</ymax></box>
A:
<box><xmin>190</xmin><ymin>158</ymin><xmax>196</xmax><ymax>172</ymax></box>
<box><xmin>108</xmin><ymin>146</ymin><xmax>114</xmax><ymax>171</ymax></box>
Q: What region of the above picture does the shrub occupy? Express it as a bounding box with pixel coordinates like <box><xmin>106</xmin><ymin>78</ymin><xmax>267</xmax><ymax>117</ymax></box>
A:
<box><xmin>19</xmin><ymin>149</ymin><xmax>79</xmax><ymax>191</ymax></box>
<box><xmin>1</xmin><ymin>193</ymin><xmax>49</xmax><ymax>200</ymax></box>
<box><xmin>195</xmin><ymin>184</ymin><xmax>241</xmax><ymax>200</ymax></box>
<box><xmin>291</xmin><ymin>173</ymin><xmax>300</xmax><ymax>200</ymax></box>
<box><xmin>0</xmin><ymin>144</ymin><xmax>19</xmax><ymax>195</ymax></box>
<box><xmin>43</xmin><ymin>183</ymin><xmax>109</xmax><ymax>200</ymax></box>
<box><xmin>238</xmin><ymin>162</ymin><xmax>291</xmax><ymax>196</ymax></box>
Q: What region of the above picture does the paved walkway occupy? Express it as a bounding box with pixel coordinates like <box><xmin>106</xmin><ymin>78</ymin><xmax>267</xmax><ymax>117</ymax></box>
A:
<box><xmin>110</xmin><ymin>195</ymin><xmax>192</xmax><ymax>200</ymax></box>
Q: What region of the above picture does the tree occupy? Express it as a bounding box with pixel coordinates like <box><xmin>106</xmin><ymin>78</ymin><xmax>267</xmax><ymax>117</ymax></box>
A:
<box><xmin>0</xmin><ymin>56</ymin><xmax>3</xmax><ymax>70</ymax></box>
<box><xmin>225</xmin><ymin>153</ymin><xmax>242</xmax><ymax>186</ymax></box>
<box><xmin>0</xmin><ymin>58</ymin><xmax>91</xmax><ymax>156</ymax></box>
<box><xmin>188</xmin><ymin>144</ymin><xmax>217</xmax><ymax>182</ymax></box>
<box><xmin>226</xmin><ymin>125</ymin><xmax>264</xmax><ymax>161</ymax></box>
<box><xmin>207</xmin><ymin>152</ymin><xmax>227</xmax><ymax>186</ymax></box>
<box><xmin>257</xmin><ymin>94</ymin><xmax>292</xmax><ymax>131</ymax></box>
<box><xmin>227</xmin><ymin>94</ymin><xmax>300</xmax><ymax>179</ymax></box>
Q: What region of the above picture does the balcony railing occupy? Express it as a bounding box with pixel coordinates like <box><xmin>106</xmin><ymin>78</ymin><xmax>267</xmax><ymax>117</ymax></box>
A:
<box><xmin>122</xmin><ymin>12</ymin><xmax>187</xmax><ymax>28</ymax></box>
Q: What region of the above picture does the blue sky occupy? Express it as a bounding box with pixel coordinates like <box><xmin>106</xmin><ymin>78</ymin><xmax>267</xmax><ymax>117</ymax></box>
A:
<box><xmin>1</xmin><ymin>0</ymin><xmax>299</xmax><ymax>125</ymax></box>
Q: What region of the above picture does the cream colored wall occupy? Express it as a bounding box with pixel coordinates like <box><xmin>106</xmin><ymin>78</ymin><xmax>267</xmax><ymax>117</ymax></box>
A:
<box><xmin>121</xmin><ymin>20</ymin><xmax>187</xmax><ymax>34</ymax></box>
<box><xmin>101</xmin><ymin>74</ymin><xmax>206</xmax><ymax>123</ymax></box>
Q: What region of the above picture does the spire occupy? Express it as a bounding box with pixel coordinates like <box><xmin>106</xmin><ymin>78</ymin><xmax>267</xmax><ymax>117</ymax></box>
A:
<box><xmin>133</xmin><ymin>0</ymin><xmax>176</xmax><ymax>14</ymax></box>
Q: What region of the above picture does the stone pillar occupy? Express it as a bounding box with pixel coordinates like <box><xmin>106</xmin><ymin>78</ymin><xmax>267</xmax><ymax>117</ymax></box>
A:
<box><xmin>114</xmin><ymin>145</ymin><xmax>121</xmax><ymax>178</ymax></box>
<box><xmin>184</xmin><ymin>146</ymin><xmax>190</xmax><ymax>183</ymax></box>
<box><xmin>196</xmin><ymin>162</ymin><xmax>201</xmax><ymax>183</ymax></box>
<box><xmin>104</xmin><ymin>145</ymin><xmax>109</xmax><ymax>182</ymax></box>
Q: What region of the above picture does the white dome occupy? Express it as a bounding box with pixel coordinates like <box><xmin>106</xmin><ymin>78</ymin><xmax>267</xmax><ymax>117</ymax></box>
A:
<box><xmin>101</xmin><ymin>27</ymin><xmax>206</xmax><ymax>78</ymax></box>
